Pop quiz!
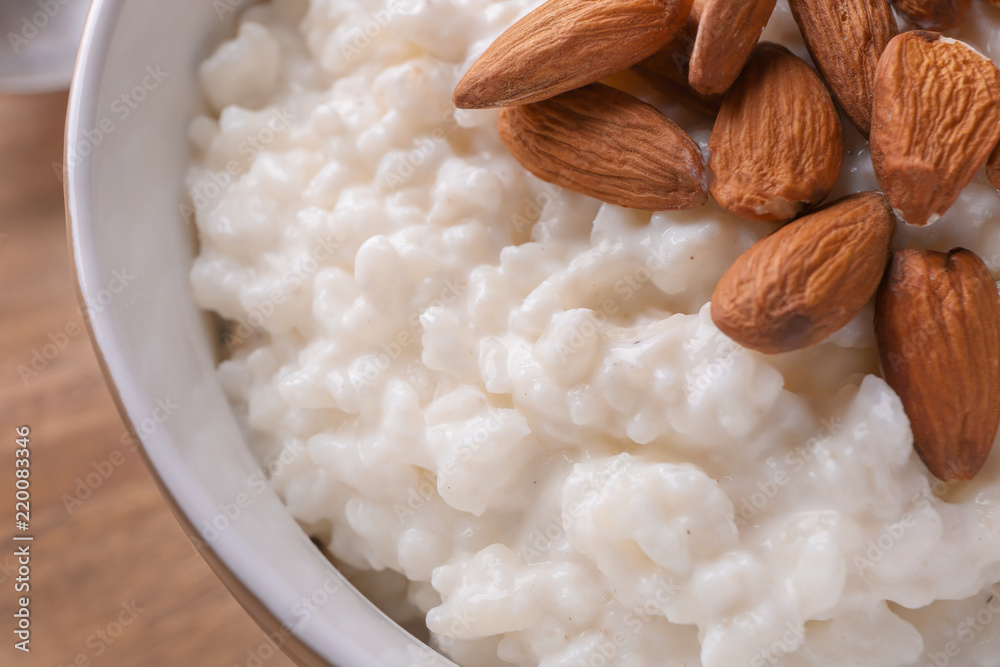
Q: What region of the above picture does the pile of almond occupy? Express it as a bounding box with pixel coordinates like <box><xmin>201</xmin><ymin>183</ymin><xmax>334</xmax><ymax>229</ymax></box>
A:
<box><xmin>453</xmin><ymin>0</ymin><xmax>1000</xmax><ymax>481</ymax></box>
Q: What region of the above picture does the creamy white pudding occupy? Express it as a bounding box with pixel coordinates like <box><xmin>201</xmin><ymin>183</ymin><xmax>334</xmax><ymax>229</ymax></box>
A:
<box><xmin>187</xmin><ymin>1</ymin><xmax>1000</xmax><ymax>665</ymax></box>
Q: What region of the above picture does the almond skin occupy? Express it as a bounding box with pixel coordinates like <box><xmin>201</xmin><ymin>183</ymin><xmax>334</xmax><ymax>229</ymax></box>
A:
<box><xmin>688</xmin><ymin>0</ymin><xmax>778</xmax><ymax>96</ymax></box>
<box><xmin>453</xmin><ymin>0</ymin><xmax>694</xmax><ymax>109</ymax></box>
<box><xmin>633</xmin><ymin>25</ymin><xmax>723</xmax><ymax>117</ymax></box>
<box><xmin>711</xmin><ymin>192</ymin><xmax>895</xmax><ymax>354</ymax></box>
<box><xmin>788</xmin><ymin>0</ymin><xmax>898</xmax><ymax>136</ymax></box>
<box><xmin>709</xmin><ymin>43</ymin><xmax>844</xmax><ymax>223</ymax></box>
<box><xmin>988</xmin><ymin>140</ymin><xmax>1000</xmax><ymax>190</ymax></box>
<box><xmin>871</xmin><ymin>31</ymin><xmax>1000</xmax><ymax>227</ymax></box>
<box><xmin>498</xmin><ymin>83</ymin><xmax>708</xmax><ymax>210</ymax></box>
<box><xmin>889</xmin><ymin>0</ymin><xmax>971</xmax><ymax>31</ymax></box>
<box><xmin>875</xmin><ymin>248</ymin><xmax>1000</xmax><ymax>482</ymax></box>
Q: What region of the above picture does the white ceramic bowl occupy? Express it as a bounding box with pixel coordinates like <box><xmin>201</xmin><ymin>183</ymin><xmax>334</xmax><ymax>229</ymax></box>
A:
<box><xmin>0</xmin><ymin>0</ymin><xmax>90</xmax><ymax>93</ymax></box>
<box><xmin>65</xmin><ymin>2</ymin><xmax>455</xmax><ymax>665</ymax></box>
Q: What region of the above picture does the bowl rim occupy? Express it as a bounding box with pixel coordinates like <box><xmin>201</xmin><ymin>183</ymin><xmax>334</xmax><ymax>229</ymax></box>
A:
<box><xmin>63</xmin><ymin>2</ymin><xmax>334</xmax><ymax>665</ymax></box>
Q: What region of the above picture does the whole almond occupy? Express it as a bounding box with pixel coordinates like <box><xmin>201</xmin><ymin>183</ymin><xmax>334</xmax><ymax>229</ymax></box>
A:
<box><xmin>711</xmin><ymin>192</ymin><xmax>895</xmax><ymax>354</ymax></box>
<box><xmin>688</xmin><ymin>0</ymin><xmax>778</xmax><ymax>96</ymax></box>
<box><xmin>875</xmin><ymin>248</ymin><xmax>1000</xmax><ymax>481</ymax></box>
<box><xmin>871</xmin><ymin>31</ymin><xmax>1000</xmax><ymax>227</ymax></box>
<box><xmin>498</xmin><ymin>83</ymin><xmax>708</xmax><ymax>210</ymax></box>
<box><xmin>633</xmin><ymin>25</ymin><xmax>723</xmax><ymax>117</ymax></box>
<box><xmin>709</xmin><ymin>43</ymin><xmax>844</xmax><ymax>222</ymax></box>
<box><xmin>788</xmin><ymin>0</ymin><xmax>898</xmax><ymax>136</ymax></box>
<box><xmin>889</xmin><ymin>0</ymin><xmax>971</xmax><ymax>30</ymax></box>
<box><xmin>453</xmin><ymin>0</ymin><xmax>694</xmax><ymax>109</ymax></box>
<box><xmin>988</xmin><ymin>139</ymin><xmax>1000</xmax><ymax>190</ymax></box>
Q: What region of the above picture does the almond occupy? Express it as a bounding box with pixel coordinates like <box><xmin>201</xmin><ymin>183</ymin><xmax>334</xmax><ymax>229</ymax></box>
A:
<box><xmin>453</xmin><ymin>0</ymin><xmax>694</xmax><ymax>109</ymax></box>
<box><xmin>875</xmin><ymin>248</ymin><xmax>1000</xmax><ymax>481</ymax></box>
<box><xmin>688</xmin><ymin>0</ymin><xmax>778</xmax><ymax>96</ymax></box>
<box><xmin>788</xmin><ymin>0</ymin><xmax>898</xmax><ymax>136</ymax></box>
<box><xmin>889</xmin><ymin>0</ymin><xmax>971</xmax><ymax>31</ymax></box>
<box><xmin>498</xmin><ymin>83</ymin><xmax>708</xmax><ymax>210</ymax></box>
<box><xmin>633</xmin><ymin>25</ymin><xmax>723</xmax><ymax>117</ymax></box>
<box><xmin>871</xmin><ymin>31</ymin><xmax>1000</xmax><ymax>227</ymax></box>
<box><xmin>711</xmin><ymin>192</ymin><xmax>895</xmax><ymax>354</ymax></box>
<box><xmin>988</xmin><ymin>139</ymin><xmax>1000</xmax><ymax>190</ymax></box>
<box><xmin>708</xmin><ymin>43</ymin><xmax>844</xmax><ymax>222</ymax></box>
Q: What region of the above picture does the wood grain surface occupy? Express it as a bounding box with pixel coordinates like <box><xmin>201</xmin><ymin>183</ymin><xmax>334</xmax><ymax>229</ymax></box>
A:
<box><xmin>0</xmin><ymin>91</ymin><xmax>297</xmax><ymax>667</ymax></box>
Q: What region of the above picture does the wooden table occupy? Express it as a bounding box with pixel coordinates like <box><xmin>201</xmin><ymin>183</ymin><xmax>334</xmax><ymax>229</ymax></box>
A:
<box><xmin>0</xmin><ymin>91</ymin><xmax>297</xmax><ymax>667</ymax></box>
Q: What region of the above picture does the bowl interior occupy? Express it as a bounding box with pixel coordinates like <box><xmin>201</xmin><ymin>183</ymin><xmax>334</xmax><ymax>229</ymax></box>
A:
<box><xmin>65</xmin><ymin>1</ymin><xmax>454</xmax><ymax>665</ymax></box>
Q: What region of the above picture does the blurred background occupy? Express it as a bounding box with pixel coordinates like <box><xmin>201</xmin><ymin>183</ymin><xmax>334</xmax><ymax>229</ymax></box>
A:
<box><xmin>0</xmin><ymin>1</ymin><xmax>296</xmax><ymax>665</ymax></box>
